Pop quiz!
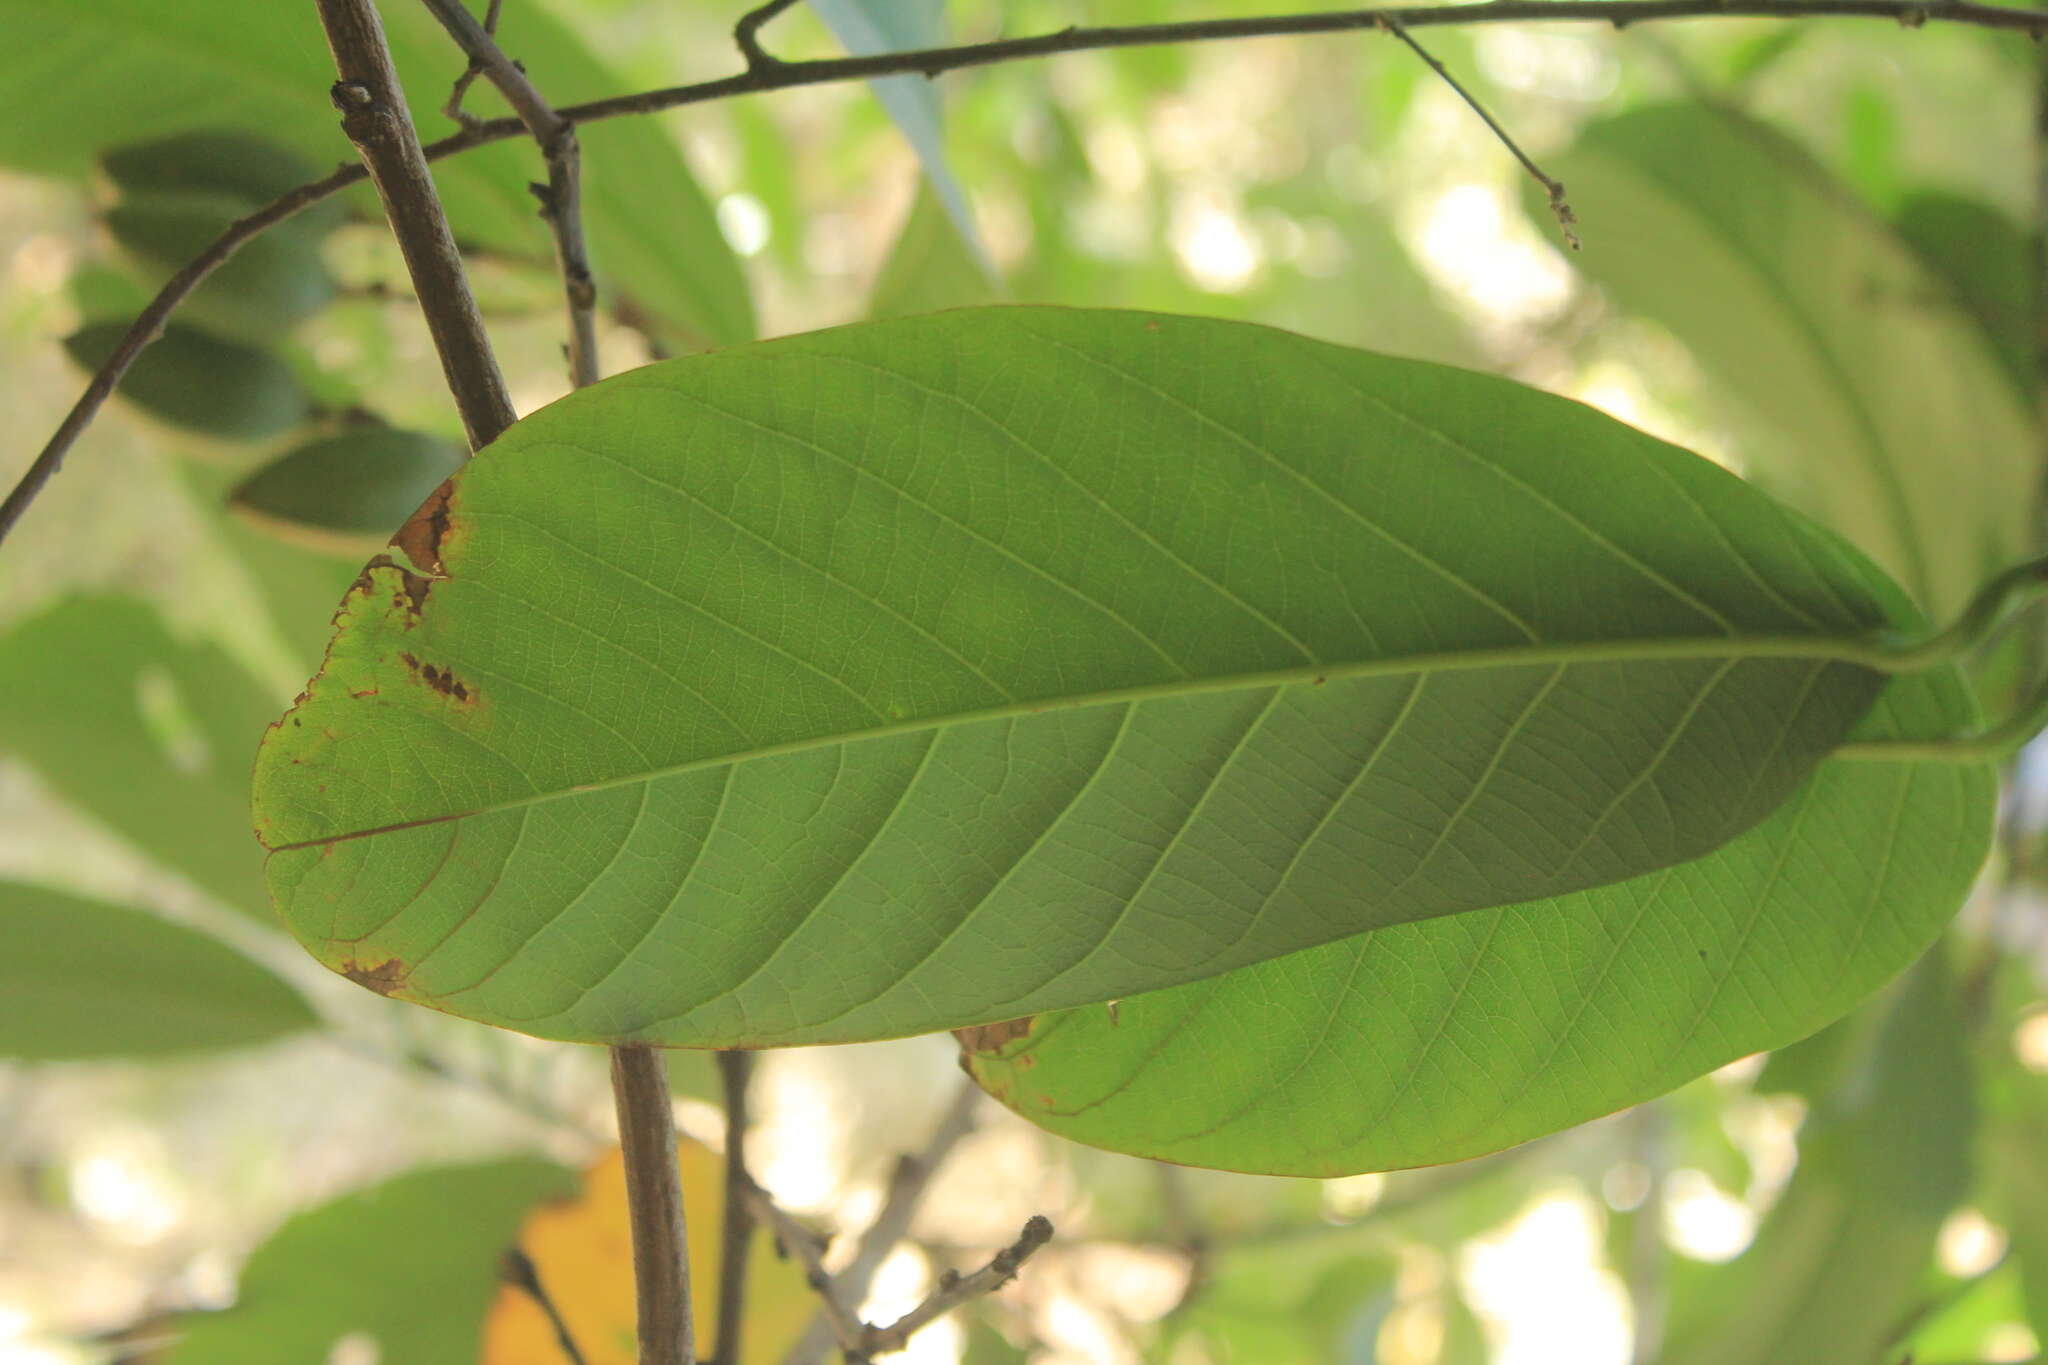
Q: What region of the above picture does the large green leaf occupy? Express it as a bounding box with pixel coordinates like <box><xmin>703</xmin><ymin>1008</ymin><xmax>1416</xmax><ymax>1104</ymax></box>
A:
<box><xmin>0</xmin><ymin>0</ymin><xmax>750</xmax><ymax>343</ymax></box>
<box><xmin>962</xmin><ymin>676</ymin><xmax>1992</xmax><ymax>1174</ymax></box>
<box><xmin>1541</xmin><ymin>103</ymin><xmax>2035</xmax><ymax>616</ymax></box>
<box><xmin>0</xmin><ymin>597</ymin><xmax>281</xmax><ymax>919</ymax></box>
<box><xmin>0</xmin><ymin>881</ymin><xmax>315</xmax><ymax>1058</ymax></box>
<box><xmin>257</xmin><ymin>308</ymin><xmax>1918</xmax><ymax>1050</ymax></box>
<box><xmin>163</xmin><ymin>1158</ymin><xmax>573</xmax><ymax>1365</ymax></box>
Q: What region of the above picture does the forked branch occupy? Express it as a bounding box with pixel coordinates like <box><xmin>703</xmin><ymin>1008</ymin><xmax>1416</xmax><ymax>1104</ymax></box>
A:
<box><xmin>736</xmin><ymin>0</ymin><xmax>803</xmax><ymax>70</ymax></box>
<box><xmin>316</xmin><ymin>0</ymin><xmax>515</xmax><ymax>449</ymax></box>
<box><xmin>783</xmin><ymin>1079</ymin><xmax>983</xmax><ymax>1365</ymax></box>
<box><xmin>418</xmin><ymin>0</ymin><xmax>600</xmax><ymax>387</ymax></box>
<box><xmin>746</xmin><ymin>1176</ymin><xmax>1051</xmax><ymax>1363</ymax></box>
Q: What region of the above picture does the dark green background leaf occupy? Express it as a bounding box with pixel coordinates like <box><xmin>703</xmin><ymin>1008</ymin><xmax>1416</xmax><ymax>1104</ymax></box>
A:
<box><xmin>1661</xmin><ymin>953</ymin><xmax>1974</xmax><ymax>1365</ymax></box>
<box><xmin>66</xmin><ymin>322</ymin><xmax>309</xmax><ymax>442</ymax></box>
<box><xmin>163</xmin><ymin>1158</ymin><xmax>573</xmax><ymax>1365</ymax></box>
<box><xmin>232</xmin><ymin>426</ymin><xmax>464</xmax><ymax>549</ymax></box>
<box><xmin>105</xmin><ymin>191</ymin><xmax>335</xmax><ymax>342</ymax></box>
<box><xmin>0</xmin><ymin>597</ymin><xmax>282</xmax><ymax>918</ymax></box>
<box><xmin>0</xmin><ymin>881</ymin><xmax>314</xmax><ymax>1058</ymax></box>
<box><xmin>1894</xmin><ymin>190</ymin><xmax>2038</xmax><ymax>402</ymax></box>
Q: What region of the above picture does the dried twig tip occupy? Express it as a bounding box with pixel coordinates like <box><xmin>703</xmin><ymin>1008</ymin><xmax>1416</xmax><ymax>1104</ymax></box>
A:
<box><xmin>1546</xmin><ymin>180</ymin><xmax>1582</xmax><ymax>250</ymax></box>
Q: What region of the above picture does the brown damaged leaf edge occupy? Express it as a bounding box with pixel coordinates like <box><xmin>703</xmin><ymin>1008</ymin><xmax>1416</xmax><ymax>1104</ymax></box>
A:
<box><xmin>393</xmin><ymin>476</ymin><xmax>457</xmax><ymax>578</ymax></box>
<box><xmin>954</xmin><ymin>1016</ymin><xmax>1036</xmax><ymax>1054</ymax></box>
<box><xmin>340</xmin><ymin>957</ymin><xmax>413</xmax><ymax>998</ymax></box>
<box><xmin>378</xmin><ymin>476</ymin><xmax>462</xmax><ymax>620</ymax></box>
<box><xmin>251</xmin><ymin>477</ymin><xmax>467</xmax><ymax>851</ymax></box>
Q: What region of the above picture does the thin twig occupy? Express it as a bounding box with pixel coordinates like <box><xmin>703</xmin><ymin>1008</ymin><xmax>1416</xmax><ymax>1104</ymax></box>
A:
<box><xmin>712</xmin><ymin>1051</ymin><xmax>758</xmax><ymax>1365</ymax></box>
<box><xmin>748</xmin><ymin>1172</ymin><xmax>1048</xmax><ymax>1362</ymax></box>
<box><xmin>783</xmin><ymin>1079</ymin><xmax>982</xmax><ymax>1365</ymax></box>
<box><xmin>444</xmin><ymin>0</ymin><xmax>505</xmax><ymax>124</ymax></box>
<box><xmin>503</xmin><ymin>1247</ymin><xmax>595</xmax><ymax>1365</ymax></box>
<box><xmin>736</xmin><ymin>0</ymin><xmax>803</xmax><ymax>70</ymax></box>
<box><xmin>859</xmin><ymin>1216</ymin><xmax>1054</xmax><ymax>1359</ymax></box>
<box><xmin>419</xmin><ymin>0</ymin><xmax>600</xmax><ymax>387</ymax></box>
<box><xmin>317</xmin><ymin>0</ymin><xmax>516</xmax><ymax>449</ymax></box>
<box><xmin>10</xmin><ymin>0</ymin><xmax>2048</xmax><ymax>544</ymax></box>
<box><xmin>612</xmin><ymin>1045</ymin><xmax>697</xmax><ymax>1365</ymax></box>
<box><xmin>742</xmin><ymin>1180</ymin><xmax>869</xmax><ymax>1352</ymax></box>
<box><xmin>1378</xmin><ymin>15</ymin><xmax>1579</xmax><ymax>247</ymax></box>
<box><xmin>0</xmin><ymin>165</ymin><xmax>357</xmax><ymax>542</ymax></box>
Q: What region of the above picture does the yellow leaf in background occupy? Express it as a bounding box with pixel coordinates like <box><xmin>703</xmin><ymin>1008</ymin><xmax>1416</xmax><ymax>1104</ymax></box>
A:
<box><xmin>479</xmin><ymin>1139</ymin><xmax>815</xmax><ymax>1365</ymax></box>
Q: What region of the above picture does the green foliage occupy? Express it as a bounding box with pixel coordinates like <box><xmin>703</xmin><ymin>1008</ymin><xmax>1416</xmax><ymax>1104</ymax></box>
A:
<box><xmin>0</xmin><ymin>0</ymin><xmax>748</xmax><ymax>343</ymax></box>
<box><xmin>0</xmin><ymin>881</ymin><xmax>314</xmax><ymax>1058</ymax></box>
<box><xmin>255</xmin><ymin>307</ymin><xmax>1928</xmax><ymax>1057</ymax></box>
<box><xmin>161</xmin><ymin>1159</ymin><xmax>574</xmax><ymax>1365</ymax></box>
<box><xmin>103</xmin><ymin>192</ymin><xmax>335</xmax><ymax>342</ymax></box>
<box><xmin>1661</xmin><ymin>954</ymin><xmax>1975</xmax><ymax>1364</ymax></box>
<box><xmin>1540</xmin><ymin>102</ymin><xmax>2035</xmax><ymax>616</ymax></box>
<box><xmin>99</xmin><ymin>131</ymin><xmax>346</xmax><ymax>231</ymax></box>
<box><xmin>0</xmin><ymin>597</ymin><xmax>283</xmax><ymax>918</ymax></box>
<box><xmin>64</xmin><ymin>321</ymin><xmax>310</xmax><ymax>441</ymax></box>
<box><xmin>231</xmin><ymin>426</ymin><xmax>464</xmax><ymax>551</ymax></box>
<box><xmin>11</xmin><ymin>6</ymin><xmax>2048</xmax><ymax>1360</ymax></box>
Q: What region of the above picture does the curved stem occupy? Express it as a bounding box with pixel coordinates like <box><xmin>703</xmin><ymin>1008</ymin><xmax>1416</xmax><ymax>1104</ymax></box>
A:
<box><xmin>1834</xmin><ymin>679</ymin><xmax>2048</xmax><ymax>764</ymax></box>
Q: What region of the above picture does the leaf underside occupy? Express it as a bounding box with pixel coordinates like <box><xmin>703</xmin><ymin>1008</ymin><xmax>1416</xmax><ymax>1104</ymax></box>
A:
<box><xmin>256</xmin><ymin>308</ymin><xmax>1923</xmax><ymax>1050</ymax></box>
<box><xmin>964</xmin><ymin>671</ymin><xmax>1993</xmax><ymax>1175</ymax></box>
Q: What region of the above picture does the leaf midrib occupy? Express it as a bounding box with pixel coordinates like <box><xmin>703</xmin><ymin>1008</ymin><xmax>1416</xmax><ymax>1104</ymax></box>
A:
<box><xmin>263</xmin><ymin>626</ymin><xmax>1902</xmax><ymax>852</ymax></box>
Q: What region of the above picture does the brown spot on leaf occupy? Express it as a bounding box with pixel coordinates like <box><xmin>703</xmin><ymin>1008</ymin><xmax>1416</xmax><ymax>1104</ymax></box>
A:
<box><xmin>954</xmin><ymin>1016</ymin><xmax>1035</xmax><ymax>1054</ymax></box>
<box><xmin>340</xmin><ymin>958</ymin><xmax>410</xmax><ymax>997</ymax></box>
<box><xmin>398</xmin><ymin>651</ymin><xmax>473</xmax><ymax>703</ymax></box>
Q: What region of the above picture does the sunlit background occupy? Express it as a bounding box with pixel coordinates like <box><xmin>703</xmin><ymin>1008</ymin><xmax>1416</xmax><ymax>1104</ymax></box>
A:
<box><xmin>1</xmin><ymin>1</ymin><xmax>2043</xmax><ymax>1361</ymax></box>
